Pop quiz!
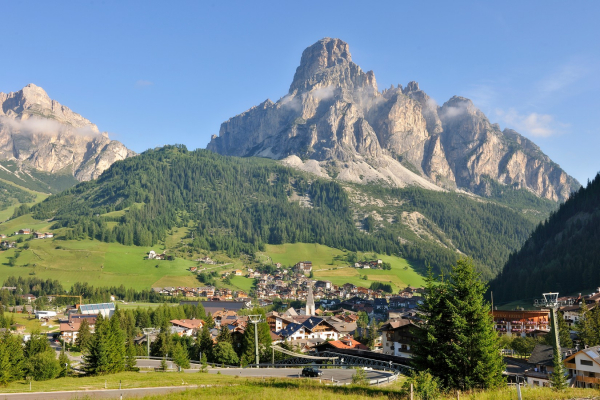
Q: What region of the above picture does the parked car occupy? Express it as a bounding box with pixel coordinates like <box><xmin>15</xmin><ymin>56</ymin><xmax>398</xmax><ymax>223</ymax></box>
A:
<box><xmin>301</xmin><ymin>367</ymin><xmax>323</xmax><ymax>377</ymax></box>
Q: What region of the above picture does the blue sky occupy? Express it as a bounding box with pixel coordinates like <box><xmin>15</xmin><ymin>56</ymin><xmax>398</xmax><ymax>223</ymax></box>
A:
<box><xmin>1</xmin><ymin>1</ymin><xmax>599</xmax><ymax>183</ymax></box>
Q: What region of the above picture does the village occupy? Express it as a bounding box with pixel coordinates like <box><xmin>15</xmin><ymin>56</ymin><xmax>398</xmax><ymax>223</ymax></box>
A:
<box><xmin>38</xmin><ymin>284</ymin><xmax>600</xmax><ymax>389</ymax></box>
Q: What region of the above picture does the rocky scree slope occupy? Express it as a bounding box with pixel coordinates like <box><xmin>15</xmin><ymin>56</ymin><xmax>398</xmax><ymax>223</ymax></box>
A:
<box><xmin>208</xmin><ymin>38</ymin><xmax>579</xmax><ymax>202</ymax></box>
<box><xmin>0</xmin><ymin>84</ymin><xmax>135</xmax><ymax>191</ymax></box>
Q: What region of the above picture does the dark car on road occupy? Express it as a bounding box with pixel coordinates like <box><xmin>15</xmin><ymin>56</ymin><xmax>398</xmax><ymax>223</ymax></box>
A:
<box><xmin>301</xmin><ymin>367</ymin><xmax>323</xmax><ymax>377</ymax></box>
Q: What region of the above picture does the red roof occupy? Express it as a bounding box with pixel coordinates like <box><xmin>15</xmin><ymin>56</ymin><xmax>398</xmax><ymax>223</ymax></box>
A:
<box><xmin>326</xmin><ymin>339</ymin><xmax>369</xmax><ymax>350</ymax></box>
<box><xmin>170</xmin><ymin>319</ymin><xmax>203</xmax><ymax>330</ymax></box>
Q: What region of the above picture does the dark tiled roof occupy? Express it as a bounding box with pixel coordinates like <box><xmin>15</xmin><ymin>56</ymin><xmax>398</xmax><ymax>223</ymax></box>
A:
<box><xmin>527</xmin><ymin>344</ymin><xmax>553</xmax><ymax>366</ymax></box>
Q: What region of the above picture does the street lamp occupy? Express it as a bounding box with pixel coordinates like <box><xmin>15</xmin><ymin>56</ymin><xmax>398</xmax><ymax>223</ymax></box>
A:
<box><xmin>248</xmin><ymin>315</ymin><xmax>262</xmax><ymax>367</ymax></box>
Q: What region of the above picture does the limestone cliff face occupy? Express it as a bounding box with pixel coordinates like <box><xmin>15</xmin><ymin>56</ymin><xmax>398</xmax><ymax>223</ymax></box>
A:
<box><xmin>0</xmin><ymin>84</ymin><xmax>135</xmax><ymax>182</ymax></box>
<box><xmin>208</xmin><ymin>38</ymin><xmax>579</xmax><ymax>201</ymax></box>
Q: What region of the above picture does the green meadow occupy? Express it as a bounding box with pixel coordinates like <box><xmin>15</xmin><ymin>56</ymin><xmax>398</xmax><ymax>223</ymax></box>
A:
<box><xmin>263</xmin><ymin>243</ymin><xmax>425</xmax><ymax>291</ymax></box>
<box><xmin>0</xmin><ymin>237</ymin><xmax>198</xmax><ymax>290</ymax></box>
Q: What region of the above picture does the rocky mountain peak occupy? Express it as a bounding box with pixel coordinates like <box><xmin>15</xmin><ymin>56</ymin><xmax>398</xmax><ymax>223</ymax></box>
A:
<box><xmin>403</xmin><ymin>81</ymin><xmax>420</xmax><ymax>93</ymax></box>
<box><xmin>289</xmin><ymin>38</ymin><xmax>376</xmax><ymax>93</ymax></box>
<box><xmin>208</xmin><ymin>39</ymin><xmax>580</xmax><ymax>202</ymax></box>
<box><xmin>0</xmin><ymin>84</ymin><xmax>135</xmax><ymax>184</ymax></box>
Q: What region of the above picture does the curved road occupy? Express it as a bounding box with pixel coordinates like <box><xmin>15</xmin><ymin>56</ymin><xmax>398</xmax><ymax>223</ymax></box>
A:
<box><xmin>0</xmin><ymin>366</ymin><xmax>395</xmax><ymax>399</ymax></box>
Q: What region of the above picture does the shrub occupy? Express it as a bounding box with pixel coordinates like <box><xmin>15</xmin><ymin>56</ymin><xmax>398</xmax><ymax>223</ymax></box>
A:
<box><xmin>403</xmin><ymin>371</ymin><xmax>441</xmax><ymax>400</ymax></box>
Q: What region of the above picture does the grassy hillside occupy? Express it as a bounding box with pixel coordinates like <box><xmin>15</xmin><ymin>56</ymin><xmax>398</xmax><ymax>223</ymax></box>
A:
<box><xmin>22</xmin><ymin>145</ymin><xmax>550</xmax><ymax>283</ymax></box>
<box><xmin>0</xmin><ymin>236</ymin><xmax>197</xmax><ymax>290</ymax></box>
<box><xmin>263</xmin><ymin>243</ymin><xmax>425</xmax><ymax>290</ymax></box>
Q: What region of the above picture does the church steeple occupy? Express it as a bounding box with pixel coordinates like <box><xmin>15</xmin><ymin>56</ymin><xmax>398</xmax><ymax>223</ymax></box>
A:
<box><xmin>306</xmin><ymin>285</ymin><xmax>315</xmax><ymax>316</ymax></box>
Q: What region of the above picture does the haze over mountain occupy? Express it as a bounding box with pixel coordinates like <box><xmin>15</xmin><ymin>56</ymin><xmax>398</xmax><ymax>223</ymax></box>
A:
<box><xmin>208</xmin><ymin>38</ymin><xmax>580</xmax><ymax>202</ymax></box>
<box><xmin>0</xmin><ymin>84</ymin><xmax>135</xmax><ymax>192</ymax></box>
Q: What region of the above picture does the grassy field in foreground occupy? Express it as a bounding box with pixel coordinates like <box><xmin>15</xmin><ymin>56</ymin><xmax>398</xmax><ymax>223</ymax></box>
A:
<box><xmin>0</xmin><ymin>371</ymin><xmax>240</xmax><ymax>393</ymax></box>
<box><xmin>106</xmin><ymin>378</ymin><xmax>600</xmax><ymax>400</ymax></box>
<box><xmin>0</xmin><ymin>238</ymin><xmax>197</xmax><ymax>290</ymax></box>
<box><xmin>0</xmin><ymin>369</ymin><xmax>598</xmax><ymax>399</ymax></box>
<box><xmin>263</xmin><ymin>243</ymin><xmax>425</xmax><ymax>291</ymax></box>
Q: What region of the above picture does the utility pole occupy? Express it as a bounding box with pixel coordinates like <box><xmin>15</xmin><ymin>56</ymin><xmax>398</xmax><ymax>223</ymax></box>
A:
<box><xmin>534</xmin><ymin>293</ymin><xmax>570</xmax><ymax>357</ymax></box>
<box><xmin>248</xmin><ymin>315</ymin><xmax>262</xmax><ymax>367</ymax></box>
<box><xmin>142</xmin><ymin>328</ymin><xmax>156</xmax><ymax>358</ymax></box>
<box><xmin>534</xmin><ymin>292</ymin><xmax>572</xmax><ymax>387</ymax></box>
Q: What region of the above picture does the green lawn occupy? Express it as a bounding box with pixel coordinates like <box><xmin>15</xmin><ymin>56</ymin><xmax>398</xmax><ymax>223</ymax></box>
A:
<box><xmin>263</xmin><ymin>243</ymin><xmax>425</xmax><ymax>292</ymax></box>
<box><xmin>0</xmin><ymin>371</ymin><xmax>240</xmax><ymax>394</ymax></box>
<box><xmin>263</xmin><ymin>243</ymin><xmax>347</xmax><ymax>269</ymax></box>
<box><xmin>0</xmin><ymin>238</ymin><xmax>197</xmax><ymax>290</ymax></box>
<box><xmin>228</xmin><ymin>275</ymin><xmax>254</xmax><ymax>293</ymax></box>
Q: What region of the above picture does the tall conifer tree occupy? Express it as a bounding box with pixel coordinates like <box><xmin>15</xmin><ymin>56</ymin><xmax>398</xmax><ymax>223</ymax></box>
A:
<box><xmin>412</xmin><ymin>259</ymin><xmax>505</xmax><ymax>390</ymax></box>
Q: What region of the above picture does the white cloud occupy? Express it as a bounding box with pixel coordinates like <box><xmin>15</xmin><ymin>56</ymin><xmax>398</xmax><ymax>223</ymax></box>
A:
<box><xmin>440</xmin><ymin>100</ymin><xmax>471</xmax><ymax>121</ymax></box>
<box><xmin>136</xmin><ymin>80</ymin><xmax>154</xmax><ymax>87</ymax></box>
<box><xmin>496</xmin><ymin>108</ymin><xmax>568</xmax><ymax>137</ymax></box>
<box><xmin>0</xmin><ymin>116</ymin><xmax>100</xmax><ymax>137</ymax></box>
<box><xmin>310</xmin><ymin>85</ymin><xmax>336</xmax><ymax>101</ymax></box>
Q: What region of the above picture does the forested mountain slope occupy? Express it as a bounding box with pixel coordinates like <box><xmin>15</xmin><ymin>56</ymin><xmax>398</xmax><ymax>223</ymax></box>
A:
<box><xmin>31</xmin><ymin>145</ymin><xmax>539</xmax><ymax>279</ymax></box>
<box><xmin>491</xmin><ymin>173</ymin><xmax>600</xmax><ymax>302</ymax></box>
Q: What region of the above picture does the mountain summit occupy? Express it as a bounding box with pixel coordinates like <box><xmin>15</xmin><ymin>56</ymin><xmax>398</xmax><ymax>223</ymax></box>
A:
<box><xmin>0</xmin><ymin>84</ymin><xmax>135</xmax><ymax>186</ymax></box>
<box><xmin>208</xmin><ymin>38</ymin><xmax>579</xmax><ymax>202</ymax></box>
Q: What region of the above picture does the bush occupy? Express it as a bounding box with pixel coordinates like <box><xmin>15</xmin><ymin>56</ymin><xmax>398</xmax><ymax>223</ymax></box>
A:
<box><xmin>351</xmin><ymin>367</ymin><xmax>368</xmax><ymax>385</ymax></box>
<box><xmin>403</xmin><ymin>371</ymin><xmax>441</xmax><ymax>400</ymax></box>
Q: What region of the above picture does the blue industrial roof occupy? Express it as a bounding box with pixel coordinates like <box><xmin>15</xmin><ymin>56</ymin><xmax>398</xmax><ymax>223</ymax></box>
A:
<box><xmin>79</xmin><ymin>303</ymin><xmax>115</xmax><ymax>314</ymax></box>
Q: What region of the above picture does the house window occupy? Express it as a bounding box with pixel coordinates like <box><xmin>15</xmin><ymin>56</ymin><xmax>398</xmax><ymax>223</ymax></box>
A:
<box><xmin>580</xmin><ymin>359</ymin><xmax>593</xmax><ymax>366</ymax></box>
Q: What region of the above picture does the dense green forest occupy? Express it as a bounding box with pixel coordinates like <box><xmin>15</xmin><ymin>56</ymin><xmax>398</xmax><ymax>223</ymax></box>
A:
<box><xmin>30</xmin><ymin>146</ymin><xmax>541</xmax><ymax>278</ymax></box>
<box><xmin>490</xmin><ymin>173</ymin><xmax>600</xmax><ymax>302</ymax></box>
<box><xmin>354</xmin><ymin>185</ymin><xmax>540</xmax><ymax>279</ymax></box>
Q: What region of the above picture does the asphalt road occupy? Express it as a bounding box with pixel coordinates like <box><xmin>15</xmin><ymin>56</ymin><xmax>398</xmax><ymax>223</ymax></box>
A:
<box><xmin>207</xmin><ymin>367</ymin><xmax>393</xmax><ymax>384</ymax></box>
<box><xmin>135</xmin><ymin>359</ymin><xmax>393</xmax><ymax>383</ymax></box>
<box><xmin>1</xmin><ymin>360</ymin><xmax>394</xmax><ymax>399</ymax></box>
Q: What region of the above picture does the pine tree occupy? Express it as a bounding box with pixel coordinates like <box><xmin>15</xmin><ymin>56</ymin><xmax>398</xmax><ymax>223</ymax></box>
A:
<box><xmin>550</xmin><ymin>338</ymin><xmax>568</xmax><ymax>390</ymax></box>
<box><xmin>58</xmin><ymin>350</ymin><xmax>71</xmax><ymax>377</ymax></box>
<box><xmin>367</xmin><ymin>320</ymin><xmax>378</xmax><ymax>350</ymax></box>
<box><xmin>205</xmin><ymin>313</ymin><xmax>215</xmax><ymax>328</ymax></box>
<box><xmin>0</xmin><ymin>344</ymin><xmax>12</xmax><ymax>386</ymax></box>
<box><xmin>197</xmin><ymin>323</ymin><xmax>213</xmax><ymax>361</ymax></box>
<box><xmin>151</xmin><ymin>318</ymin><xmax>173</xmax><ymax>357</ymax></box>
<box><xmin>84</xmin><ymin>314</ymin><xmax>110</xmax><ymax>375</ymax></box>
<box><xmin>216</xmin><ymin>325</ymin><xmax>232</xmax><ymax>344</ymax></box>
<box><xmin>574</xmin><ymin>301</ymin><xmax>600</xmax><ymax>347</ymax></box>
<box><xmin>106</xmin><ymin>313</ymin><xmax>125</xmax><ymax>373</ymax></box>
<box><xmin>199</xmin><ymin>352</ymin><xmax>208</xmax><ymax>373</ymax></box>
<box><xmin>412</xmin><ymin>260</ymin><xmax>505</xmax><ymax>390</ymax></box>
<box><xmin>76</xmin><ymin>319</ymin><xmax>93</xmax><ymax>352</ymax></box>
<box><xmin>172</xmin><ymin>342</ymin><xmax>190</xmax><ymax>371</ymax></box>
<box><xmin>412</xmin><ymin>266</ymin><xmax>453</xmax><ymax>378</ymax></box>
<box><xmin>125</xmin><ymin>338</ymin><xmax>137</xmax><ymax>371</ymax></box>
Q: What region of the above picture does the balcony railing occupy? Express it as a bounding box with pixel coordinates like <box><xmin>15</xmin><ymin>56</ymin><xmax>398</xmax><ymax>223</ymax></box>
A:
<box><xmin>576</xmin><ymin>375</ymin><xmax>600</xmax><ymax>384</ymax></box>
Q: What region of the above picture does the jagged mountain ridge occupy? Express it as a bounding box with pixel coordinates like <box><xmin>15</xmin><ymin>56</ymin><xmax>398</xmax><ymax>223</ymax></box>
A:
<box><xmin>0</xmin><ymin>84</ymin><xmax>136</xmax><ymax>191</ymax></box>
<box><xmin>208</xmin><ymin>38</ymin><xmax>579</xmax><ymax>202</ymax></box>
